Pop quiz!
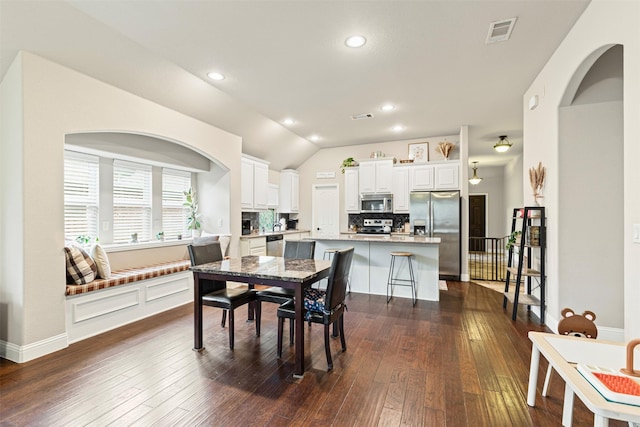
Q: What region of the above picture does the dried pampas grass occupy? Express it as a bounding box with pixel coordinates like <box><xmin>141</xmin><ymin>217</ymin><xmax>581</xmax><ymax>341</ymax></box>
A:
<box><xmin>437</xmin><ymin>141</ymin><xmax>455</xmax><ymax>159</ymax></box>
<box><xmin>529</xmin><ymin>162</ymin><xmax>546</xmax><ymax>202</ymax></box>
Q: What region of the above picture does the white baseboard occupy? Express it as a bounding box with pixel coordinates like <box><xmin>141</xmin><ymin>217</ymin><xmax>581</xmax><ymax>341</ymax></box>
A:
<box><xmin>0</xmin><ymin>333</ymin><xmax>68</xmax><ymax>363</ymax></box>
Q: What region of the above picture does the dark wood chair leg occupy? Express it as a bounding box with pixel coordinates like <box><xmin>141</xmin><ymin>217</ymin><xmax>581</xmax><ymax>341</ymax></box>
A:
<box><xmin>221</xmin><ymin>310</ymin><xmax>227</xmax><ymax>328</ymax></box>
<box><xmin>339</xmin><ymin>315</ymin><xmax>346</xmax><ymax>352</ymax></box>
<box><xmin>255</xmin><ymin>301</ymin><xmax>261</xmax><ymax>336</ymax></box>
<box><xmin>277</xmin><ymin>317</ymin><xmax>284</xmax><ymax>358</ymax></box>
<box><xmin>324</xmin><ymin>324</ymin><xmax>333</xmax><ymax>370</ymax></box>
<box><xmin>289</xmin><ymin>319</ymin><xmax>294</xmax><ymax>346</ymax></box>
<box><xmin>332</xmin><ymin>320</ymin><xmax>338</xmax><ymax>338</ymax></box>
<box><xmin>229</xmin><ymin>309</ymin><xmax>235</xmax><ymax>350</ymax></box>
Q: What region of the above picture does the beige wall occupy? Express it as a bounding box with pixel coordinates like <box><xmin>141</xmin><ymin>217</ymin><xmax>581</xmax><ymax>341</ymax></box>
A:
<box><xmin>0</xmin><ymin>52</ymin><xmax>242</xmax><ymax>361</ymax></box>
<box><xmin>523</xmin><ymin>0</ymin><xmax>640</xmax><ymax>340</ymax></box>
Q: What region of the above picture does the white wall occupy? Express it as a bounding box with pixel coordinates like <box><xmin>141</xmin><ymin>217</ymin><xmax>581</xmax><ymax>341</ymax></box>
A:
<box><xmin>468</xmin><ymin>165</ymin><xmax>506</xmax><ymax>239</ymax></box>
<box><xmin>0</xmin><ymin>52</ymin><xmax>242</xmax><ymax>361</ymax></box>
<box><xmin>559</xmin><ymin>101</ymin><xmax>624</xmax><ymax>328</ymax></box>
<box><xmin>0</xmin><ymin>52</ymin><xmax>25</xmax><ymax>349</ymax></box>
<box><xmin>503</xmin><ymin>155</ymin><xmax>524</xmax><ymax>237</ymax></box>
<box><xmin>522</xmin><ymin>0</ymin><xmax>640</xmax><ymax>340</ymax></box>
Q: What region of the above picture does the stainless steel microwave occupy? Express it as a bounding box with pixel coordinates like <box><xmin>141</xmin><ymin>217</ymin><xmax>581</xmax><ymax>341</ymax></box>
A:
<box><xmin>360</xmin><ymin>193</ymin><xmax>393</xmax><ymax>213</ymax></box>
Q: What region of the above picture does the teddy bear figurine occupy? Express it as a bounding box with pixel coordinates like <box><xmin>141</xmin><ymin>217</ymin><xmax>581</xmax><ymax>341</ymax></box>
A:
<box><xmin>542</xmin><ymin>308</ymin><xmax>598</xmax><ymax>396</ymax></box>
<box><xmin>557</xmin><ymin>308</ymin><xmax>598</xmax><ymax>339</ymax></box>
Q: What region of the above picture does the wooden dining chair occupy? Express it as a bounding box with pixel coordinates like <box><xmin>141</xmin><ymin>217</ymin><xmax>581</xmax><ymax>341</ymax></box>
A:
<box><xmin>188</xmin><ymin>241</ymin><xmax>257</xmax><ymax>350</ymax></box>
<box><xmin>277</xmin><ymin>247</ymin><xmax>354</xmax><ymax>370</ymax></box>
<box><xmin>254</xmin><ymin>240</ymin><xmax>316</xmax><ymax>339</ymax></box>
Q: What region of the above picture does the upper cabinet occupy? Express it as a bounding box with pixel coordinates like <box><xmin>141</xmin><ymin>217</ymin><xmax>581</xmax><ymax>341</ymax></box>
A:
<box><xmin>344</xmin><ymin>167</ymin><xmax>360</xmax><ymax>213</ymax></box>
<box><xmin>409</xmin><ymin>162</ymin><xmax>460</xmax><ymax>191</ymax></box>
<box><xmin>279</xmin><ymin>169</ymin><xmax>299</xmax><ymax>213</ymax></box>
<box><xmin>434</xmin><ymin>163</ymin><xmax>459</xmax><ymax>190</ymax></box>
<box><xmin>359</xmin><ymin>159</ymin><xmax>393</xmax><ymax>194</ymax></box>
<box><xmin>268</xmin><ymin>183</ymin><xmax>279</xmax><ymax>208</ymax></box>
<box><xmin>410</xmin><ymin>164</ymin><xmax>434</xmax><ymax>191</ymax></box>
<box><xmin>241</xmin><ymin>155</ymin><xmax>269</xmax><ymax>211</ymax></box>
<box><xmin>392</xmin><ymin>166</ymin><xmax>410</xmax><ymax>213</ymax></box>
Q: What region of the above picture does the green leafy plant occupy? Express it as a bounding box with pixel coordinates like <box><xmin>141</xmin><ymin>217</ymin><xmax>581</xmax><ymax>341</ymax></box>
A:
<box><xmin>155</xmin><ymin>231</ymin><xmax>165</xmax><ymax>241</ymax></box>
<box><xmin>75</xmin><ymin>235</ymin><xmax>96</xmax><ymax>245</ymax></box>
<box><xmin>340</xmin><ymin>157</ymin><xmax>357</xmax><ymax>174</ymax></box>
<box><xmin>183</xmin><ymin>188</ymin><xmax>201</xmax><ymax>231</ymax></box>
<box><xmin>506</xmin><ymin>231</ymin><xmax>522</xmax><ymax>251</ymax></box>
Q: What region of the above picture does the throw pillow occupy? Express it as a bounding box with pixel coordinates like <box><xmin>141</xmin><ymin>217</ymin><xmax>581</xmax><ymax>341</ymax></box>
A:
<box><xmin>90</xmin><ymin>243</ymin><xmax>111</xmax><ymax>279</ymax></box>
<box><xmin>64</xmin><ymin>246</ymin><xmax>97</xmax><ymax>285</ymax></box>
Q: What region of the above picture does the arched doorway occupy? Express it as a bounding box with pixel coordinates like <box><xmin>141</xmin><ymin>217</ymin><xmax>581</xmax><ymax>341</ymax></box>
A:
<box><xmin>558</xmin><ymin>45</ymin><xmax>624</xmax><ymax>330</ymax></box>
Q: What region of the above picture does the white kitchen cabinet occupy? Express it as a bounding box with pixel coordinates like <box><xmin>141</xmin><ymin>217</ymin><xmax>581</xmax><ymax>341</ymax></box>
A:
<box><xmin>268</xmin><ymin>184</ymin><xmax>279</xmax><ymax>208</ymax></box>
<box><xmin>344</xmin><ymin>167</ymin><xmax>360</xmax><ymax>213</ymax></box>
<box><xmin>241</xmin><ymin>155</ymin><xmax>270</xmax><ymax>211</ymax></box>
<box><xmin>410</xmin><ymin>164</ymin><xmax>434</xmax><ymax>191</ymax></box>
<box><xmin>240</xmin><ymin>237</ymin><xmax>267</xmax><ymax>256</ymax></box>
<box><xmin>359</xmin><ymin>159</ymin><xmax>393</xmax><ymax>194</ymax></box>
<box><xmin>392</xmin><ymin>166</ymin><xmax>410</xmax><ymax>213</ymax></box>
<box><xmin>279</xmin><ymin>169</ymin><xmax>299</xmax><ymax>213</ymax></box>
<box><xmin>434</xmin><ymin>163</ymin><xmax>460</xmax><ymax>190</ymax></box>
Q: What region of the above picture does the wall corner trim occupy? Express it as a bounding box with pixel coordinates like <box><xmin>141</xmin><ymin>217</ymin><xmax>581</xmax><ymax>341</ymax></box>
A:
<box><xmin>0</xmin><ymin>333</ymin><xmax>68</xmax><ymax>363</ymax></box>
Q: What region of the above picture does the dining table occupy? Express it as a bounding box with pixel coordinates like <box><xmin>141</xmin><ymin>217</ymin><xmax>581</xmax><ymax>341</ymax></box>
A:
<box><xmin>190</xmin><ymin>255</ymin><xmax>332</xmax><ymax>377</ymax></box>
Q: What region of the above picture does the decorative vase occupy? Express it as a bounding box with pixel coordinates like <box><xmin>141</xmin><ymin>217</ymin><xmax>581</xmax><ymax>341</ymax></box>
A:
<box><xmin>192</xmin><ymin>229</ymin><xmax>202</xmax><ymax>238</ymax></box>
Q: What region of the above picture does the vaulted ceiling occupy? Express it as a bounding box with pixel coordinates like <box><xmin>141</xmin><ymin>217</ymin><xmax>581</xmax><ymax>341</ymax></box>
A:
<box><xmin>1</xmin><ymin>0</ymin><xmax>590</xmax><ymax>171</ymax></box>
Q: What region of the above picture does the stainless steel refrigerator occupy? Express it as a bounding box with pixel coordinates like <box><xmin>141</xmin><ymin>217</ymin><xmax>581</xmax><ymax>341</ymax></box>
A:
<box><xmin>409</xmin><ymin>191</ymin><xmax>461</xmax><ymax>280</ymax></box>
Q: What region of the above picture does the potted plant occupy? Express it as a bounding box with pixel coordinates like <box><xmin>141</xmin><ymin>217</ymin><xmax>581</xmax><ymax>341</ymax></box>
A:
<box><xmin>506</xmin><ymin>231</ymin><xmax>522</xmax><ymax>251</ymax></box>
<box><xmin>340</xmin><ymin>157</ymin><xmax>357</xmax><ymax>174</ymax></box>
<box><xmin>155</xmin><ymin>231</ymin><xmax>165</xmax><ymax>241</ymax></box>
<box><xmin>183</xmin><ymin>188</ymin><xmax>202</xmax><ymax>237</ymax></box>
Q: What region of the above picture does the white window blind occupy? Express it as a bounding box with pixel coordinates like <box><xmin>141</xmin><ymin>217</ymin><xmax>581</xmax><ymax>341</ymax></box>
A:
<box><xmin>113</xmin><ymin>160</ymin><xmax>152</xmax><ymax>243</ymax></box>
<box><xmin>162</xmin><ymin>169</ymin><xmax>191</xmax><ymax>239</ymax></box>
<box><xmin>64</xmin><ymin>151</ymin><xmax>99</xmax><ymax>241</ymax></box>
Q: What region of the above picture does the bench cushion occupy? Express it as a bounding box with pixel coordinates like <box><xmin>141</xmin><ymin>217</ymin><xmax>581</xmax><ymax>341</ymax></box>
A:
<box><xmin>66</xmin><ymin>259</ymin><xmax>191</xmax><ymax>296</ymax></box>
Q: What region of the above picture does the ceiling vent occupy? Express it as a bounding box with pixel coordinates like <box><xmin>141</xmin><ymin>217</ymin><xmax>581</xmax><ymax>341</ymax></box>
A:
<box><xmin>486</xmin><ymin>17</ymin><xmax>517</xmax><ymax>44</ymax></box>
<box><xmin>351</xmin><ymin>113</ymin><xmax>374</xmax><ymax>120</ymax></box>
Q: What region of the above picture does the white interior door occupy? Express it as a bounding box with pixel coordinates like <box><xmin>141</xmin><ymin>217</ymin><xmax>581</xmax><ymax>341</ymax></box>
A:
<box><xmin>312</xmin><ymin>184</ymin><xmax>339</xmax><ymax>237</ymax></box>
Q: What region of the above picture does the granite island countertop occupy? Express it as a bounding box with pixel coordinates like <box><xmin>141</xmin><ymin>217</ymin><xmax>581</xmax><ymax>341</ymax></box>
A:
<box><xmin>309</xmin><ymin>234</ymin><xmax>441</xmax><ymax>244</ymax></box>
<box><xmin>240</xmin><ymin>229</ymin><xmax>311</xmax><ymax>240</ymax></box>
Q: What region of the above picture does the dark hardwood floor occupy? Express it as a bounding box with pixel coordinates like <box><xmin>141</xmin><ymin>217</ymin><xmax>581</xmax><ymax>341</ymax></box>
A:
<box><xmin>0</xmin><ymin>282</ymin><xmax>626</xmax><ymax>426</ymax></box>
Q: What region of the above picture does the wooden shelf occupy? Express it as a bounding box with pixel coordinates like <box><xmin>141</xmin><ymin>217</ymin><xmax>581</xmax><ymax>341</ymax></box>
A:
<box><xmin>503</xmin><ymin>206</ymin><xmax>546</xmax><ymax>323</ymax></box>
<box><xmin>504</xmin><ymin>291</ymin><xmax>541</xmax><ymax>306</ymax></box>
<box><xmin>507</xmin><ymin>267</ymin><xmax>542</xmax><ymax>277</ymax></box>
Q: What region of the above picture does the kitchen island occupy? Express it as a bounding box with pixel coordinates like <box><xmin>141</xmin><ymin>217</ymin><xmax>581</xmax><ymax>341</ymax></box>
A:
<box><xmin>308</xmin><ymin>234</ymin><xmax>441</xmax><ymax>301</ymax></box>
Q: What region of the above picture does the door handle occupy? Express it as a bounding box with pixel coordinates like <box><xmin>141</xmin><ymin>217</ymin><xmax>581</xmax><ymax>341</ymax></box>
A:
<box><xmin>316</xmin><ymin>227</ymin><xmax>320</xmax><ymax>230</ymax></box>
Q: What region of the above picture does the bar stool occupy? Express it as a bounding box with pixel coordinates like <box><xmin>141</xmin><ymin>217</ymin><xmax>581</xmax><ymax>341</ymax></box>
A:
<box><xmin>386</xmin><ymin>252</ymin><xmax>416</xmax><ymax>306</ymax></box>
<box><xmin>324</xmin><ymin>249</ymin><xmax>351</xmax><ymax>293</ymax></box>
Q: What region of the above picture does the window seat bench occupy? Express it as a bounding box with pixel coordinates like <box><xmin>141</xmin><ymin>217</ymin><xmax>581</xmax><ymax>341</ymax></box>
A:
<box><xmin>65</xmin><ymin>259</ymin><xmax>192</xmax><ymax>296</ymax></box>
<box><xmin>65</xmin><ymin>259</ymin><xmax>194</xmax><ymax>343</ymax></box>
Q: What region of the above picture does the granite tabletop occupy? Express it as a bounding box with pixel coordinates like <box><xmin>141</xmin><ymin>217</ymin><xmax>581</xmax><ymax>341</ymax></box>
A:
<box><xmin>190</xmin><ymin>255</ymin><xmax>332</xmax><ymax>283</ymax></box>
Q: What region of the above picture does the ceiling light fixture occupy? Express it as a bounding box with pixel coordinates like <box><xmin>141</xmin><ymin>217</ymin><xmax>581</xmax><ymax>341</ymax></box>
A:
<box><xmin>282</xmin><ymin>118</ymin><xmax>295</xmax><ymax>126</ymax></box>
<box><xmin>493</xmin><ymin>135</ymin><xmax>512</xmax><ymax>153</ymax></box>
<box><xmin>380</xmin><ymin>104</ymin><xmax>395</xmax><ymax>112</ymax></box>
<box><xmin>345</xmin><ymin>35</ymin><xmax>367</xmax><ymax>48</ymax></box>
<box><xmin>207</xmin><ymin>72</ymin><xmax>225</xmax><ymax>81</ymax></box>
<box><xmin>309</xmin><ymin>135</ymin><xmax>320</xmax><ymax>142</ymax></box>
<box><xmin>469</xmin><ymin>162</ymin><xmax>483</xmax><ymax>185</ymax></box>
<box><xmin>392</xmin><ymin>125</ymin><xmax>405</xmax><ymax>132</ymax></box>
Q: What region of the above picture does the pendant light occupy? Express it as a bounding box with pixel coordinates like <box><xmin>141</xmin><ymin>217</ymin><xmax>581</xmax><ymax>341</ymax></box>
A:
<box><xmin>469</xmin><ymin>162</ymin><xmax>483</xmax><ymax>185</ymax></box>
<box><xmin>493</xmin><ymin>135</ymin><xmax>512</xmax><ymax>153</ymax></box>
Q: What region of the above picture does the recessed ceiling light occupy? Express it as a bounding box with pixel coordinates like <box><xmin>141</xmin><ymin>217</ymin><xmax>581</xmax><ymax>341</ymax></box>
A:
<box><xmin>392</xmin><ymin>125</ymin><xmax>405</xmax><ymax>132</ymax></box>
<box><xmin>345</xmin><ymin>35</ymin><xmax>367</xmax><ymax>48</ymax></box>
<box><xmin>309</xmin><ymin>135</ymin><xmax>320</xmax><ymax>142</ymax></box>
<box><xmin>380</xmin><ymin>104</ymin><xmax>395</xmax><ymax>112</ymax></box>
<box><xmin>282</xmin><ymin>118</ymin><xmax>295</xmax><ymax>126</ymax></box>
<box><xmin>207</xmin><ymin>72</ymin><xmax>225</xmax><ymax>81</ymax></box>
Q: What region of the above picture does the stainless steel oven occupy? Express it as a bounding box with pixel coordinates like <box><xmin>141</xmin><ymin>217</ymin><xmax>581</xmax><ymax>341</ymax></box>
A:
<box><xmin>360</xmin><ymin>193</ymin><xmax>393</xmax><ymax>213</ymax></box>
